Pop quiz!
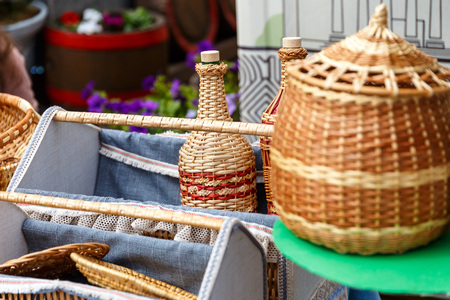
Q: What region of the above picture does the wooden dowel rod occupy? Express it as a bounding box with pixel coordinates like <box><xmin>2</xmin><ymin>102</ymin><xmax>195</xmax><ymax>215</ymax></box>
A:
<box><xmin>0</xmin><ymin>191</ymin><xmax>224</xmax><ymax>231</ymax></box>
<box><xmin>53</xmin><ymin>111</ymin><xmax>274</xmax><ymax>137</ymax></box>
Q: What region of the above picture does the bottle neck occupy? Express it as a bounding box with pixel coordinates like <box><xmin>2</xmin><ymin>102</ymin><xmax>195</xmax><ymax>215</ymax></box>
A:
<box><xmin>195</xmin><ymin>62</ymin><xmax>232</xmax><ymax>121</ymax></box>
<box><xmin>280</xmin><ymin>58</ymin><xmax>287</xmax><ymax>89</ymax></box>
<box><xmin>278</xmin><ymin>47</ymin><xmax>308</xmax><ymax>89</ymax></box>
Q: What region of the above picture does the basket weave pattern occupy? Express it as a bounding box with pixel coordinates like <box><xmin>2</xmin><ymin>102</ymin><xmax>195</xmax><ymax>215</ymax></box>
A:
<box><xmin>271</xmin><ymin>4</ymin><xmax>450</xmax><ymax>254</ymax></box>
<box><xmin>0</xmin><ymin>94</ymin><xmax>39</xmax><ymax>191</ymax></box>
<box><xmin>0</xmin><ymin>243</ymin><xmax>110</xmax><ymax>279</ymax></box>
<box><xmin>71</xmin><ymin>253</ymin><xmax>197</xmax><ymax>300</ymax></box>
<box><xmin>261</xmin><ymin>47</ymin><xmax>307</xmax><ymax>215</ymax></box>
<box><xmin>179</xmin><ymin>63</ymin><xmax>257</xmax><ymax>212</ymax></box>
<box><xmin>0</xmin><ymin>290</ymin><xmax>87</xmax><ymax>300</ymax></box>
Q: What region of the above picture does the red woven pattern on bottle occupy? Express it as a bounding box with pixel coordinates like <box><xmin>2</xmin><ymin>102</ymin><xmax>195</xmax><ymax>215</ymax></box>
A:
<box><xmin>179</xmin><ymin>167</ymin><xmax>256</xmax><ymax>201</ymax></box>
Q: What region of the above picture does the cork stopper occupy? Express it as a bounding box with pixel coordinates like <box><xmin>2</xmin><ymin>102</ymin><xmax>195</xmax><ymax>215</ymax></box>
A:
<box><xmin>282</xmin><ymin>37</ymin><xmax>302</xmax><ymax>48</ymax></box>
<box><xmin>201</xmin><ymin>50</ymin><xmax>220</xmax><ymax>63</ymax></box>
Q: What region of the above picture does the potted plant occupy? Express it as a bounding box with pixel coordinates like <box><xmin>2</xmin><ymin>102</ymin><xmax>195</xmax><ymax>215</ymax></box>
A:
<box><xmin>0</xmin><ymin>0</ymin><xmax>48</xmax><ymax>70</ymax></box>
<box><xmin>45</xmin><ymin>6</ymin><xmax>169</xmax><ymax>108</ymax></box>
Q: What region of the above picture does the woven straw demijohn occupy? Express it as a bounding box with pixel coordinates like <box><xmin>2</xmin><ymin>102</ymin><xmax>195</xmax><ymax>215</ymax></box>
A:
<box><xmin>261</xmin><ymin>37</ymin><xmax>307</xmax><ymax>215</ymax></box>
<box><xmin>179</xmin><ymin>50</ymin><xmax>257</xmax><ymax>212</ymax></box>
<box><xmin>270</xmin><ymin>4</ymin><xmax>450</xmax><ymax>254</ymax></box>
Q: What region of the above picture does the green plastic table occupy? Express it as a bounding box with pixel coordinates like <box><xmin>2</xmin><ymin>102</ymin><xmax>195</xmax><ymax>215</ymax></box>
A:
<box><xmin>273</xmin><ymin>219</ymin><xmax>450</xmax><ymax>295</ymax></box>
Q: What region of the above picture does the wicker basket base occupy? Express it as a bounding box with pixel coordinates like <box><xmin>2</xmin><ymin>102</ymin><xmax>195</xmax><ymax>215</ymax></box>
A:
<box><xmin>181</xmin><ymin>192</ymin><xmax>257</xmax><ymax>212</ymax></box>
<box><xmin>276</xmin><ymin>205</ymin><xmax>450</xmax><ymax>255</ymax></box>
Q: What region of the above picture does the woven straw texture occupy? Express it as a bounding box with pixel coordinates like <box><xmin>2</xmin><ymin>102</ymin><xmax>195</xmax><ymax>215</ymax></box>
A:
<box><xmin>179</xmin><ymin>62</ymin><xmax>257</xmax><ymax>212</ymax></box>
<box><xmin>271</xmin><ymin>4</ymin><xmax>450</xmax><ymax>254</ymax></box>
<box><xmin>71</xmin><ymin>253</ymin><xmax>197</xmax><ymax>300</ymax></box>
<box><xmin>53</xmin><ymin>111</ymin><xmax>273</xmax><ymax>137</ymax></box>
<box><xmin>0</xmin><ymin>94</ymin><xmax>39</xmax><ymax>191</ymax></box>
<box><xmin>261</xmin><ymin>46</ymin><xmax>308</xmax><ymax>215</ymax></box>
<box><xmin>0</xmin><ymin>243</ymin><xmax>110</xmax><ymax>279</ymax></box>
<box><xmin>0</xmin><ymin>290</ymin><xmax>87</xmax><ymax>300</ymax></box>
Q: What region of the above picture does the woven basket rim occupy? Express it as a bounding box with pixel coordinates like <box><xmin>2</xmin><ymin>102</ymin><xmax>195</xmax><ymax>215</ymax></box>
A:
<box><xmin>0</xmin><ymin>243</ymin><xmax>110</xmax><ymax>278</ymax></box>
<box><xmin>286</xmin><ymin>61</ymin><xmax>450</xmax><ymax>97</ymax></box>
<box><xmin>71</xmin><ymin>253</ymin><xmax>197</xmax><ymax>300</ymax></box>
<box><xmin>0</xmin><ymin>93</ymin><xmax>40</xmax><ymax>149</ymax></box>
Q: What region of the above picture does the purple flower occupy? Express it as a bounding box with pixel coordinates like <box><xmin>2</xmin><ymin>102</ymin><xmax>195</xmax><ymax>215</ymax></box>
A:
<box><xmin>197</xmin><ymin>40</ymin><xmax>215</xmax><ymax>52</ymax></box>
<box><xmin>81</xmin><ymin>80</ymin><xmax>95</xmax><ymax>100</ymax></box>
<box><xmin>127</xmin><ymin>99</ymin><xmax>144</xmax><ymax>114</ymax></box>
<box><xmin>105</xmin><ymin>101</ymin><xmax>127</xmax><ymax>113</ymax></box>
<box><xmin>142</xmin><ymin>75</ymin><xmax>156</xmax><ymax>91</ymax></box>
<box><xmin>87</xmin><ymin>93</ymin><xmax>106</xmax><ymax>112</ymax></box>
<box><xmin>185</xmin><ymin>109</ymin><xmax>197</xmax><ymax>119</ymax></box>
<box><xmin>129</xmin><ymin>126</ymin><xmax>147</xmax><ymax>133</ymax></box>
<box><xmin>226</xmin><ymin>93</ymin><xmax>238</xmax><ymax>116</ymax></box>
<box><xmin>141</xmin><ymin>100</ymin><xmax>159</xmax><ymax>112</ymax></box>
<box><xmin>185</xmin><ymin>52</ymin><xmax>198</xmax><ymax>69</ymax></box>
<box><xmin>103</xmin><ymin>12</ymin><xmax>124</xmax><ymax>27</ymax></box>
<box><xmin>192</xmin><ymin>98</ymin><xmax>199</xmax><ymax>106</ymax></box>
<box><xmin>170</xmin><ymin>79</ymin><xmax>181</xmax><ymax>98</ymax></box>
<box><xmin>229</xmin><ymin>60</ymin><xmax>239</xmax><ymax>73</ymax></box>
<box><xmin>141</xmin><ymin>111</ymin><xmax>153</xmax><ymax>116</ymax></box>
<box><xmin>185</xmin><ymin>40</ymin><xmax>216</xmax><ymax>69</ymax></box>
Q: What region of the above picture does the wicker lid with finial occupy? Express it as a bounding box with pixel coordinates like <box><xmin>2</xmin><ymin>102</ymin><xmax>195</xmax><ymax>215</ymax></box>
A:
<box><xmin>288</xmin><ymin>3</ymin><xmax>450</xmax><ymax>97</ymax></box>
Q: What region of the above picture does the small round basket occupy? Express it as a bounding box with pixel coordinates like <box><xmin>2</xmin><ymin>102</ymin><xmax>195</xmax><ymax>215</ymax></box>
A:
<box><xmin>271</xmin><ymin>4</ymin><xmax>450</xmax><ymax>254</ymax></box>
<box><xmin>0</xmin><ymin>93</ymin><xmax>39</xmax><ymax>191</ymax></box>
<box><xmin>70</xmin><ymin>253</ymin><xmax>197</xmax><ymax>300</ymax></box>
<box><xmin>0</xmin><ymin>243</ymin><xmax>110</xmax><ymax>279</ymax></box>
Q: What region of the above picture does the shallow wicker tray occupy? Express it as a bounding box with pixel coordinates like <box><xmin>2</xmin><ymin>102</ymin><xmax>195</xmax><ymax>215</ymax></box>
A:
<box><xmin>71</xmin><ymin>253</ymin><xmax>197</xmax><ymax>300</ymax></box>
<box><xmin>0</xmin><ymin>243</ymin><xmax>110</xmax><ymax>279</ymax></box>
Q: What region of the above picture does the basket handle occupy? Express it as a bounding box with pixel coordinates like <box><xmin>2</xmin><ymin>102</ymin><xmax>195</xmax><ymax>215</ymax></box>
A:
<box><xmin>0</xmin><ymin>191</ymin><xmax>224</xmax><ymax>231</ymax></box>
<box><xmin>53</xmin><ymin>111</ymin><xmax>274</xmax><ymax>137</ymax></box>
<box><xmin>0</xmin><ymin>94</ymin><xmax>40</xmax><ymax>148</ymax></box>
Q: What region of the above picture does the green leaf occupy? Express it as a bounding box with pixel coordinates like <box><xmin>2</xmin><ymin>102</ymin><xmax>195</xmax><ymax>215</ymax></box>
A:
<box><xmin>166</xmin><ymin>101</ymin><xmax>181</xmax><ymax>116</ymax></box>
<box><xmin>123</xmin><ymin>7</ymin><xmax>154</xmax><ymax>31</ymax></box>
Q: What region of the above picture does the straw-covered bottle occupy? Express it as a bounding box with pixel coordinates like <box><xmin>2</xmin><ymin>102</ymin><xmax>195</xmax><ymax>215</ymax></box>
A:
<box><xmin>261</xmin><ymin>37</ymin><xmax>307</xmax><ymax>215</ymax></box>
<box><xmin>179</xmin><ymin>50</ymin><xmax>257</xmax><ymax>212</ymax></box>
<box><xmin>271</xmin><ymin>4</ymin><xmax>450</xmax><ymax>254</ymax></box>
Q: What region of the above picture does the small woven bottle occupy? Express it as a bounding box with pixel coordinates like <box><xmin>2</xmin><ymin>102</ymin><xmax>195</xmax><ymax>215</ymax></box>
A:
<box><xmin>260</xmin><ymin>37</ymin><xmax>307</xmax><ymax>215</ymax></box>
<box><xmin>179</xmin><ymin>50</ymin><xmax>257</xmax><ymax>212</ymax></box>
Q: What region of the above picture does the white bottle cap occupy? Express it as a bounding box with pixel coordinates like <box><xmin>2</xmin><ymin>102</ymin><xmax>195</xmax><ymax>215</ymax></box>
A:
<box><xmin>201</xmin><ymin>50</ymin><xmax>220</xmax><ymax>63</ymax></box>
<box><xmin>282</xmin><ymin>37</ymin><xmax>302</xmax><ymax>48</ymax></box>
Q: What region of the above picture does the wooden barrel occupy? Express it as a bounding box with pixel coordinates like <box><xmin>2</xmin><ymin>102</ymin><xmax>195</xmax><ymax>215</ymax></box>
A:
<box><xmin>45</xmin><ymin>13</ymin><xmax>168</xmax><ymax>108</ymax></box>
<box><xmin>166</xmin><ymin>0</ymin><xmax>219</xmax><ymax>52</ymax></box>
<box><xmin>218</xmin><ymin>0</ymin><xmax>236</xmax><ymax>30</ymax></box>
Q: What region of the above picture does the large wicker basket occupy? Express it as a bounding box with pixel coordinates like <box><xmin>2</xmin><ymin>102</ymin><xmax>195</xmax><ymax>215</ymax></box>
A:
<box><xmin>0</xmin><ymin>94</ymin><xmax>39</xmax><ymax>191</ymax></box>
<box><xmin>271</xmin><ymin>4</ymin><xmax>450</xmax><ymax>254</ymax></box>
